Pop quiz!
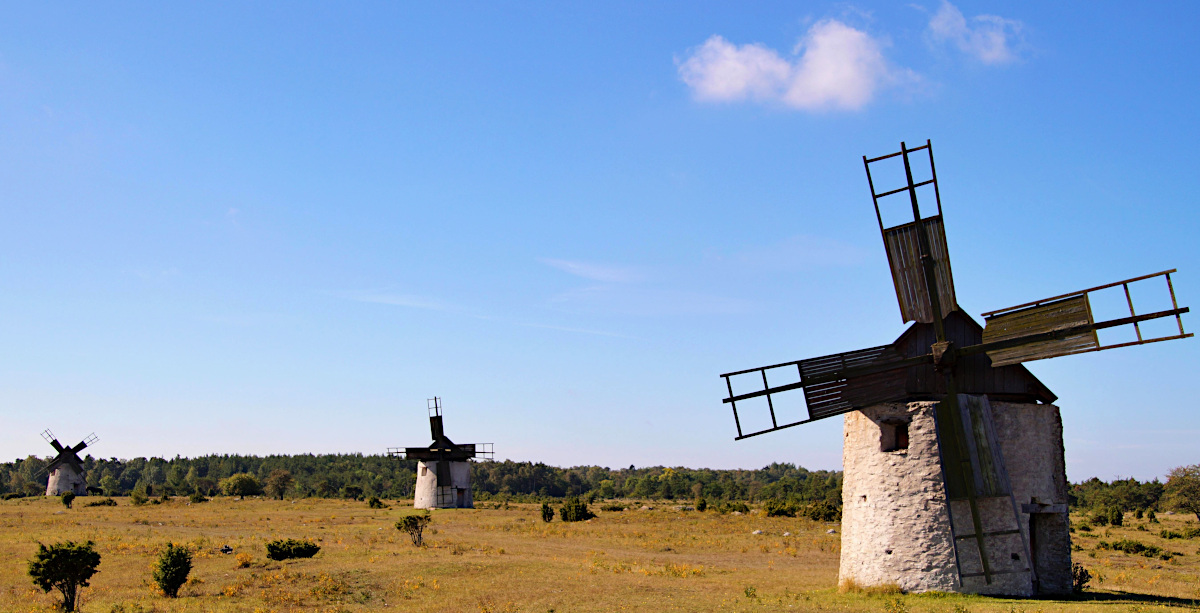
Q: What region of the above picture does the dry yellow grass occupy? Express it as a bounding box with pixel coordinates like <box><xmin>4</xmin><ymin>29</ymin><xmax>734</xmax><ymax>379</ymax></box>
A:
<box><xmin>1</xmin><ymin>497</ymin><xmax>1197</xmax><ymax>612</ymax></box>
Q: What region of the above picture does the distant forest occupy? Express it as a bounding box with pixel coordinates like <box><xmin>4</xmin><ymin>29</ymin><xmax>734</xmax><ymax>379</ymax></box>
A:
<box><xmin>0</xmin><ymin>453</ymin><xmax>1169</xmax><ymax>512</ymax></box>
<box><xmin>0</xmin><ymin>454</ymin><xmax>841</xmax><ymax>505</ymax></box>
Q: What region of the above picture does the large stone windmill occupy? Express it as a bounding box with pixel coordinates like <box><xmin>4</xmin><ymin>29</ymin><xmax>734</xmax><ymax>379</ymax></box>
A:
<box><xmin>41</xmin><ymin>429</ymin><xmax>98</xmax><ymax>496</ymax></box>
<box><xmin>720</xmin><ymin>141</ymin><xmax>1192</xmax><ymax>597</ymax></box>
<box><xmin>388</xmin><ymin>397</ymin><xmax>493</xmax><ymax>509</ymax></box>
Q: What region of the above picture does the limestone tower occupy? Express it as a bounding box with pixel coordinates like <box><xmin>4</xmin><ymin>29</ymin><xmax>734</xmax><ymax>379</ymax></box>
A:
<box><xmin>42</xmin><ymin>430</ymin><xmax>97</xmax><ymax>497</ymax></box>
<box><xmin>389</xmin><ymin>398</ymin><xmax>493</xmax><ymax>509</ymax></box>
<box><xmin>717</xmin><ymin>141</ymin><xmax>1191</xmax><ymax>596</ymax></box>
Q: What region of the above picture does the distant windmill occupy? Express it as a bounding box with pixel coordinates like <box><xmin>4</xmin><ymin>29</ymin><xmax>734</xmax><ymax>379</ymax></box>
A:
<box><xmin>719</xmin><ymin>141</ymin><xmax>1191</xmax><ymax>596</ymax></box>
<box><xmin>41</xmin><ymin>430</ymin><xmax>98</xmax><ymax>496</ymax></box>
<box><xmin>388</xmin><ymin>398</ymin><xmax>493</xmax><ymax>509</ymax></box>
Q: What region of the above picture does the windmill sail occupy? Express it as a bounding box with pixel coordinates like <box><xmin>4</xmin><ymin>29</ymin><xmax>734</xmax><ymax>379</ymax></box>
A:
<box><xmin>721</xmin><ymin>344</ymin><xmax>920</xmax><ymax>439</ymax></box>
<box><xmin>981</xmin><ymin>295</ymin><xmax>1098</xmax><ymax>367</ymax></box>
<box><xmin>865</xmin><ymin>140</ymin><xmax>959</xmax><ymax>324</ymax></box>
<box><xmin>980</xmin><ymin>270</ymin><xmax>1191</xmax><ymax>366</ymax></box>
<box><xmin>882</xmin><ymin>216</ymin><xmax>957</xmax><ymax>324</ymax></box>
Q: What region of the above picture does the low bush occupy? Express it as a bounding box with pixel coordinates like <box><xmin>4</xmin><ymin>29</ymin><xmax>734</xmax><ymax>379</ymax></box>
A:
<box><xmin>1100</xmin><ymin>538</ymin><xmax>1173</xmax><ymax>560</ymax></box>
<box><xmin>130</xmin><ymin>490</ymin><xmax>148</xmax><ymax>506</ymax></box>
<box><xmin>717</xmin><ymin>501</ymin><xmax>750</xmax><ymax>514</ymax></box>
<box><xmin>1071</xmin><ymin>563</ymin><xmax>1091</xmax><ymax>593</ymax></box>
<box><xmin>61</xmin><ymin>492</ymin><xmax>75</xmax><ymax>509</ymax></box>
<box><xmin>695</xmin><ymin>497</ymin><xmax>707</xmax><ymax>512</ymax></box>
<box><xmin>1107</xmin><ymin>507</ymin><xmax>1124</xmax><ymax>526</ymax></box>
<box><xmin>28</xmin><ymin>540</ymin><xmax>101</xmax><ymax>612</ymax></box>
<box><xmin>541</xmin><ymin>502</ymin><xmax>554</xmax><ymax>522</ymax></box>
<box><xmin>367</xmin><ymin>496</ymin><xmax>388</xmax><ymax>509</ymax></box>
<box><xmin>396</xmin><ymin>513</ymin><xmax>432</xmax><ymax>546</ymax></box>
<box><xmin>600</xmin><ymin>503</ymin><xmax>627</xmax><ymax>512</ymax></box>
<box><xmin>763</xmin><ymin>499</ymin><xmax>797</xmax><ymax>517</ymax></box>
<box><xmin>1160</xmin><ymin>527</ymin><xmax>1200</xmax><ymax>539</ymax></box>
<box><xmin>85</xmin><ymin>498</ymin><xmax>117</xmax><ymax>507</ymax></box>
<box><xmin>559</xmin><ymin>496</ymin><xmax>596</xmax><ymax>522</ymax></box>
<box><xmin>152</xmin><ymin>543</ymin><xmax>192</xmax><ymax>598</ymax></box>
<box><xmin>265</xmin><ymin>539</ymin><xmax>320</xmax><ymax>561</ymax></box>
<box><xmin>188</xmin><ymin>492</ymin><xmax>208</xmax><ymax>504</ymax></box>
<box><xmin>805</xmin><ymin>500</ymin><xmax>842</xmax><ymax>522</ymax></box>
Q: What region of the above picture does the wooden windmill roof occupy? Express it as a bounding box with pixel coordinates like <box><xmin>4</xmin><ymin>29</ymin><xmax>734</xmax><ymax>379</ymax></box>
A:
<box><xmin>892</xmin><ymin>309</ymin><xmax>1057</xmax><ymax>404</ymax></box>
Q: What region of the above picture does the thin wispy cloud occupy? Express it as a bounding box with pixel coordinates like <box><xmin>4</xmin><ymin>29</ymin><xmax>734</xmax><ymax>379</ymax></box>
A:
<box><xmin>540</xmin><ymin>258</ymin><xmax>644</xmax><ymax>283</ymax></box>
<box><xmin>678</xmin><ymin>19</ymin><xmax>916</xmax><ymax>111</ymax></box>
<box><xmin>336</xmin><ymin>290</ymin><xmax>457</xmax><ymax>312</ymax></box>
<box><xmin>927</xmin><ymin>1</ymin><xmax>1024</xmax><ymax>64</ymax></box>
<box><xmin>550</xmin><ymin>285</ymin><xmax>752</xmax><ymax>317</ymax></box>
<box><xmin>513</xmin><ymin>321</ymin><xmax>635</xmax><ymax>339</ymax></box>
<box><xmin>335</xmin><ymin>289</ymin><xmax>631</xmax><ymax>338</ymax></box>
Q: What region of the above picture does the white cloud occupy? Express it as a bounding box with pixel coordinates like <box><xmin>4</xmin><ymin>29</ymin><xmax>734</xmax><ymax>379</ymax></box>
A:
<box><xmin>540</xmin><ymin>258</ymin><xmax>644</xmax><ymax>283</ymax></box>
<box><xmin>927</xmin><ymin>1</ymin><xmax>1023</xmax><ymax>64</ymax></box>
<box><xmin>678</xmin><ymin>19</ymin><xmax>910</xmax><ymax>111</ymax></box>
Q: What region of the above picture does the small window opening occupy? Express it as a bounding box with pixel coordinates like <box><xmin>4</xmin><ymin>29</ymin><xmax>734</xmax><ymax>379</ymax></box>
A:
<box><xmin>420</xmin><ymin>465</ymin><xmax>428</xmax><ymax>477</ymax></box>
<box><xmin>880</xmin><ymin>420</ymin><xmax>910</xmax><ymax>452</ymax></box>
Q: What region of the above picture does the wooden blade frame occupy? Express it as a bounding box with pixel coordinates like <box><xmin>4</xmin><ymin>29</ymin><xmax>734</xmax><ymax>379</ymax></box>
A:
<box><xmin>720</xmin><ymin>346</ymin><xmax>923</xmax><ymax>440</ymax></box>
<box><xmin>865</xmin><ymin>140</ymin><xmax>958</xmax><ymax>324</ymax></box>
<box><xmin>981</xmin><ymin>269</ymin><xmax>1192</xmax><ymax>366</ymax></box>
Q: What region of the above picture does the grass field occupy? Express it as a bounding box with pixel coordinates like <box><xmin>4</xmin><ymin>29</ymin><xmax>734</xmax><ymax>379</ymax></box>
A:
<box><xmin>2</xmin><ymin>497</ymin><xmax>1198</xmax><ymax>612</ymax></box>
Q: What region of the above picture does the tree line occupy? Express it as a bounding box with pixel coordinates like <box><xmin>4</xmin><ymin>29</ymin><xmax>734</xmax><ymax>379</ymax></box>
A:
<box><xmin>5</xmin><ymin>453</ymin><xmax>1195</xmax><ymax>520</ymax></box>
<box><xmin>0</xmin><ymin>455</ymin><xmax>841</xmax><ymax>506</ymax></box>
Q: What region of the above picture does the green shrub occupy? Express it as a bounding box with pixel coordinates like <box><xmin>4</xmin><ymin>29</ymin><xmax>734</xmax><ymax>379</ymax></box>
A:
<box><xmin>600</xmin><ymin>503</ymin><xmax>627</xmax><ymax>512</ymax></box>
<box><xmin>763</xmin><ymin>499</ymin><xmax>797</xmax><ymax>517</ymax></box>
<box><xmin>60</xmin><ymin>491</ymin><xmax>75</xmax><ymax>509</ymax></box>
<box><xmin>396</xmin><ymin>512</ymin><xmax>432</xmax><ymax>546</ymax></box>
<box><xmin>367</xmin><ymin>496</ymin><xmax>388</xmax><ymax>509</ymax></box>
<box><xmin>559</xmin><ymin>496</ymin><xmax>596</xmax><ymax>522</ymax></box>
<box><xmin>188</xmin><ymin>492</ymin><xmax>208</xmax><ymax>504</ymax></box>
<box><xmin>130</xmin><ymin>490</ymin><xmax>149</xmax><ymax>506</ymax></box>
<box><xmin>1160</xmin><ymin>527</ymin><xmax>1200</xmax><ymax>539</ymax></box>
<box><xmin>1107</xmin><ymin>507</ymin><xmax>1124</xmax><ymax>526</ymax></box>
<box><xmin>265</xmin><ymin>539</ymin><xmax>320</xmax><ymax>560</ymax></box>
<box><xmin>1135</xmin><ymin>508</ymin><xmax>1144</xmax><ymax>520</ymax></box>
<box><xmin>220</xmin><ymin>473</ymin><xmax>263</xmax><ymax>499</ymax></box>
<box><xmin>1071</xmin><ymin>563</ymin><xmax>1091</xmax><ymax>593</ymax></box>
<box><xmin>85</xmin><ymin>498</ymin><xmax>117</xmax><ymax>507</ymax></box>
<box><xmin>695</xmin><ymin>497</ymin><xmax>707</xmax><ymax>512</ymax></box>
<box><xmin>1108</xmin><ymin>538</ymin><xmax>1171</xmax><ymax>559</ymax></box>
<box><xmin>805</xmin><ymin>500</ymin><xmax>842</xmax><ymax>522</ymax></box>
<box><xmin>28</xmin><ymin>540</ymin><xmax>101</xmax><ymax>612</ymax></box>
<box><xmin>721</xmin><ymin>501</ymin><xmax>750</xmax><ymax>514</ymax></box>
<box><xmin>541</xmin><ymin>502</ymin><xmax>554</xmax><ymax>523</ymax></box>
<box><xmin>1147</xmin><ymin>509</ymin><xmax>1158</xmax><ymax>523</ymax></box>
<box><xmin>1089</xmin><ymin>509</ymin><xmax>1109</xmax><ymax>526</ymax></box>
<box><xmin>152</xmin><ymin>543</ymin><xmax>192</xmax><ymax>598</ymax></box>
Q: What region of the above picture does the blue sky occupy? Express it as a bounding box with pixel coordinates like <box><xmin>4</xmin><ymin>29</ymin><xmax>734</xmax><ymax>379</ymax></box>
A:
<box><xmin>1</xmin><ymin>2</ymin><xmax>1196</xmax><ymax>480</ymax></box>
